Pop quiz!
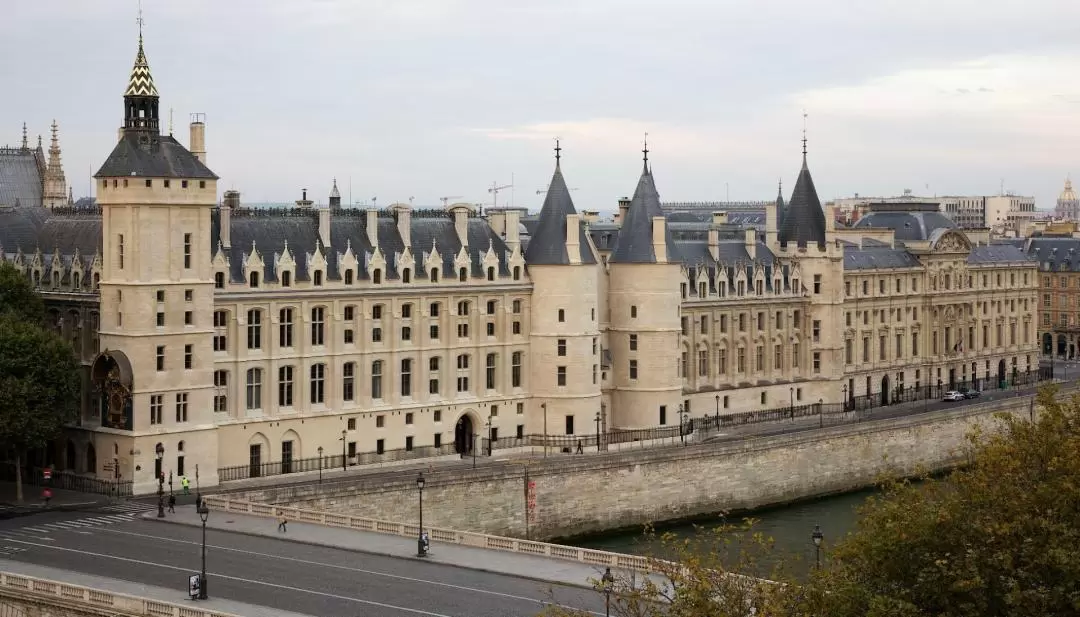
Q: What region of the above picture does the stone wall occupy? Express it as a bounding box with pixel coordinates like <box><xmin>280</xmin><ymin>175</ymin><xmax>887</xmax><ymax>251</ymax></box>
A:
<box><xmin>243</xmin><ymin>399</ymin><xmax>1032</xmax><ymax>540</ymax></box>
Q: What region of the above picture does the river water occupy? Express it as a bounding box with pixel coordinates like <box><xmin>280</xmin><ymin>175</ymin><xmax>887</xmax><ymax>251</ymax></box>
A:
<box><xmin>573</xmin><ymin>489</ymin><xmax>876</xmax><ymax>578</ymax></box>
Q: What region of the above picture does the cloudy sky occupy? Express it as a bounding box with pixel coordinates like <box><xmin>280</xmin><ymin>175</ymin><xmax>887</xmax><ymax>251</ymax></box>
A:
<box><xmin>4</xmin><ymin>0</ymin><xmax>1080</xmax><ymax>211</ymax></box>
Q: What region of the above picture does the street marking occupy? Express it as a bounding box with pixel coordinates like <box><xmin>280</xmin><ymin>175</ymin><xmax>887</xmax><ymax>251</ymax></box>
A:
<box><xmin>3</xmin><ymin>538</ymin><xmax>462</xmax><ymax>617</ymax></box>
<box><xmin>101</xmin><ymin>527</ymin><xmax>591</xmax><ymax>610</ymax></box>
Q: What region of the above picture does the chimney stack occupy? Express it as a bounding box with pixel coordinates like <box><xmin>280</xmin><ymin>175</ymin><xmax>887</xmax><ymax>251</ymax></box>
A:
<box><xmin>189</xmin><ymin>113</ymin><xmax>206</xmax><ymax>164</ymax></box>
<box><xmin>707</xmin><ymin>227</ymin><xmax>719</xmax><ymax>262</ymax></box>
<box><xmin>616</xmin><ymin>197</ymin><xmax>631</xmax><ymax>228</ymax></box>
<box><xmin>221</xmin><ymin>190</ymin><xmax>240</xmax><ymax>249</ymax></box>
<box><xmin>651</xmin><ymin>216</ymin><xmax>668</xmax><ymax>263</ymax></box>
<box><xmin>745</xmin><ymin>228</ymin><xmax>756</xmax><ymax>260</ymax></box>
<box><xmin>392</xmin><ymin>203</ymin><xmax>412</xmax><ymax>248</ymax></box>
<box><xmin>566</xmin><ymin>214</ymin><xmax>581</xmax><ymax>265</ymax></box>
<box><xmin>765</xmin><ymin>201</ymin><xmax>778</xmax><ymax>245</ymax></box>
<box><xmin>504</xmin><ymin>208</ymin><xmax>522</xmax><ymax>251</ymax></box>
<box><xmin>366</xmin><ymin>208</ymin><xmax>379</xmax><ymax>249</ymax></box>
<box><xmin>449</xmin><ymin>203</ymin><xmax>472</xmax><ymax>249</ymax></box>
<box><xmin>712</xmin><ymin>211</ymin><xmax>728</xmax><ymax>227</ymax></box>
<box><xmin>295</xmin><ymin>189</ymin><xmax>314</xmax><ymax>209</ymax></box>
<box><xmin>318</xmin><ymin>203</ymin><xmax>331</xmax><ymax>247</ymax></box>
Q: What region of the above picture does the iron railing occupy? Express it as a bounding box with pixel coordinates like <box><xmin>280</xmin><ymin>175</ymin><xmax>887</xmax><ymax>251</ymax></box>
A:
<box><xmin>0</xmin><ymin>462</ymin><xmax>133</xmax><ymax>497</ymax></box>
<box><xmin>218</xmin><ymin>442</ymin><xmax>461</xmax><ymax>482</ymax></box>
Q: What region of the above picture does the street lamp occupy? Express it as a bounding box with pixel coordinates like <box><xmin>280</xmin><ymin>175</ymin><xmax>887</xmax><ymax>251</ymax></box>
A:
<box><xmin>841</xmin><ymin>384</ymin><xmax>848</xmax><ymax>412</ymax></box>
<box><xmin>198</xmin><ymin>503</ymin><xmax>210</xmax><ymax>599</ymax></box>
<box><xmin>485</xmin><ymin>416</ymin><xmax>493</xmax><ymax>456</ymax></box>
<box><xmin>156</xmin><ymin>446</ymin><xmax>165</xmax><ymax>518</ymax></box>
<box><xmin>195</xmin><ymin>464</ymin><xmax>201</xmax><ymax>508</ymax></box>
<box><xmin>811</xmin><ymin>524</ymin><xmax>824</xmax><ymax>569</ymax></box>
<box><xmin>601</xmin><ymin>566</ymin><xmax>614</xmax><ymax>617</ymax></box>
<box><xmin>416</xmin><ymin>472</ymin><xmax>426</xmax><ymax>557</ymax></box>
<box><xmin>714</xmin><ymin>394</ymin><xmax>720</xmax><ymax>430</ymax></box>
<box><xmin>790</xmin><ymin>386</ymin><xmax>794</xmax><ymax>419</ymax></box>
<box><xmin>542</xmin><ymin>402</ymin><xmax>548</xmax><ymax>459</ymax></box>
<box><xmin>317</xmin><ymin>446</ymin><xmax>324</xmax><ymax>484</ymax></box>
<box><xmin>594</xmin><ymin>411</ymin><xmax>602</xmax><ymax>452</ymax></box>
<box><xmin>340</xmin><ymin>429</ymin><xmax>347</xmax><ymax>472</ymax></box>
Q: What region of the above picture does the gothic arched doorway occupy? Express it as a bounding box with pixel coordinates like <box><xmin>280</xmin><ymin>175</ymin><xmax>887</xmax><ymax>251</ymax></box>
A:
<box><xmin>454</xmin><ymin>415</ymin><xmax>475</xmax><ymax>455</ymax></box>
<box><xmin>880</xmin><ymin>375</ymin><xmax>889</xmax><ymax>407</ymax></box>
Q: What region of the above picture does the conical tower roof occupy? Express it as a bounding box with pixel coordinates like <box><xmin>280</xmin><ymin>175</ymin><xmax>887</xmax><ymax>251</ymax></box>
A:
<box><xmin>524</xmin><ymin>144</ymin><xmax>596</xmax><ymax>265</ymax></box>
<box><xmin>610</xmin><ymin>160</ymin><xmax>678</xmax><ymax>264</ymax></box>
<box><xmin>775</xmin><ymin>179</ymin><xmax>786</xmax><ymax>226</ymax></box>
<box><xmin>778</xmin><ymin>150</ymin><xmax>826</xmax><ymax>249</ymax></box>
<box><xmin>330</xmin><ymin>178</ymin><xmax>341</xmax><ymax>199</ymax></box>
<box><xmin>124</xmin><ymin>37</ymin><xmax>158</xmax><ymax>97</ymax></box>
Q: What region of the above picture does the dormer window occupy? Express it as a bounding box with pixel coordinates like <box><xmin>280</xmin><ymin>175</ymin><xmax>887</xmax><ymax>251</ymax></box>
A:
<box><xmin>344</xmin><ymin>269</ymin><xmax>354</xmax><ymax>285</ymax></box>
<box><xmin>458</xmin><ymin>267</ymin><xmax>467</xmax><ymax>282</ymax></box>
<box><xmin>281</xmin><ymin>271</ymin><xmax>291</xmax><ymax>287</ymax></box>
<box><xmin>487</xmin><ymin>267</ymin><xmax>495</xmax><ymax>281</ymax></box>
<box><xmin>402</xmin><ymin>268</ymin><xmax>411</xmax><ymax>284</ymax></box>
<box><xmin>249</xmin><ymin>271</ymin><xmax>260</xmax><ymax>288</ymax></box>
<box><xmin>313</xmin><ymin>270</ymin><xmax>323</xmax><ymax>286</ymax></box>
<box><xmin>372</xmin><ymin>269</ymin><xmax>382</xmax><ymax>284</ymax></box>
<box><xmin>214</xmin><ymin>272</ymin><xmax>224</xmax><ymax>289</ymax></box>
<box><xmin>430</xmin><ymin>268</ymin><xmax>439</xmax><ymax>282</ymax></box>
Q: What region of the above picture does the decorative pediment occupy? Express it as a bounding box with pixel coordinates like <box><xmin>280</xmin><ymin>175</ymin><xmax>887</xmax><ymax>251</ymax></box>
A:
<box><xmin>212</xmin><ymin>242</ymin><xmax>229</xmax><ymax>266</ymax></box>
<box><xmin>930</xmin><ymin>229</ymin><xmax>972</xmax><ymax>253</ymax></box>
<box><xmin>278</xmin><ymin>242</ymin><xmax>296</xmax><ymax>267</ymax></box>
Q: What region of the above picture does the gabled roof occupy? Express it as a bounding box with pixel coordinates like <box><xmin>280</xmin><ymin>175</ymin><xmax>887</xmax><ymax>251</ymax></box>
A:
<box><xmin>124</xmin><ymin>38</ymin><xmax>158</xmax><ymax>97</ymax></box>
<box><xmin>610</xmin><ymin>164</ymin><xmax>678</xmax><ymax>264</ymax></box>
<box><xmin>524</xmin><ymin>159</ymin><xmax>596</xmax><ymax>265</ymax></box>
<box><xmin>94</xmin><ymin>133</ymin><xmax>217</xmax><ymax>179</ymax></box>
<box><xmin>778</xmin><ymin>154</ymin><xmax>826</xmax><ymax>248</ymax></box>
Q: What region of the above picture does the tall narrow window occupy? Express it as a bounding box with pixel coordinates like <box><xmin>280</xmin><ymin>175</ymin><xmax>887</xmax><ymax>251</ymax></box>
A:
<box><xmin>278</xmin><ymin>366</ymin><xmax>294</xmax><ymax>406</ymax></box>
<box><xmin>183</xmin><ymin>233</ymin><xmax>192</xmax><ymax>269</ymax></box>
<box><xmin>150</xmin><ymin>395</ymin><xmax>163</xmax><ymax>425</ymax></box>
<box><xmin>281</xmin><ymin>271</ymin><xmax>292</xmax><ymax>287</ymax></box>
<box><xmin>118</xmin><ymin>234</ymin><xmax>124</xmax><ymax>269</ymax></box>
<box><xmin>511</xmin><ymin>351</ymin><xmax>523</xmax><ymax>387</ymax></box>
<box><xmin>246</xmin><ymin>368</ymin><xmax>262</xmax><ymax>410</ymax></box>
<box><xmin>342</xmin><ymin>362</ymin><xmax>355</xmax><ymax>402</ymax></box>
<box><xmin>279</xmin><ymin>308</ymin><xmax>294</xmax><ymax>348</ymax></box>
<box><xmin>213</xmin><ymin>310</ymin><xmax>228</xmax><ymax>351</ymax></box>
<box><xmin>213</xmin><ymin>371</ymin><xmax>228</xmax><ymax>412</ymax></box>
<box><xmin>310</xmin><ymin>363</ymin><xmax>325</xmax><ymax>404</ymax></box>
<box><xmin>371</xmin><ymin>360</ymin><xmax>383</xmax><ymax>399</ymax></box>
<box><xmin>310</xmin><ymin>307</ymin><xmax>325</xmax><ymax>346</ymax></box>
<box><xmin>429</xmin><ymin>357</ymin><xmax>441</xmax><ymax>395</ymax></box>
<box><xmin>175</xmin><ymin>393</ymin><xmax>188</xmax><ymax>422</ymax></box>
<box><xmin>456</xmin><ymin>354</ymin><xmax>470</xmax><ymax>392</ymax></box>
<box><xmin>401</xmin><ymin>359</ymin><xmax>412</xmax><ymax>397</ymax></box>
<box><xmin>247</xmin><ymin>309</ymin><xmax>262</xmax><ymax>349</ymax></box>
<box><xmin>486</xmin><ymin>353</ymin><xmax>497</xmax><ymax>390</ymax></box>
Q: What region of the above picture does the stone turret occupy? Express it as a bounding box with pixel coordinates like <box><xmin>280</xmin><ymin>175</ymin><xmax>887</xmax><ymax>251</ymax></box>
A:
<box><xmin>43</xmin><ymin>120</ymin><xmax>67</xmax><ymax>209</ymax></box>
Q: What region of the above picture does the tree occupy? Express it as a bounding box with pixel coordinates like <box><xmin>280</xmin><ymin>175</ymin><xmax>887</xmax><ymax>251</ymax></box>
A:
<box><xmin>540</xmin><ymin>384</ymin><xmax>1080</xmax><ymax>617</ymax></box>
<box><xmin>0</xmin><ymin>263</ymin><xmax>79</xmax><ymax>502</ymax></box>
<box><xmin>792</xmin><ymin>384</ymin><xmax>1080</xmax><ymax>617</ymax></box>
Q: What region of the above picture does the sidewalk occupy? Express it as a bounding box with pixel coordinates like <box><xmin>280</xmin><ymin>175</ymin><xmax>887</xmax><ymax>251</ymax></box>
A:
<box><xmin>0</xmin><ymin>558</ymin><xmax>315</xmax><ymax>617</ymax></box>
<box><xmin>145</xmin><ymin>505</ymin><xmax>619</xmax><ymax>590</ymax></box>
<box><xmin>0</xmin><ymin>481</ymin><xmax>109</xmax><ymax>509</ymax></box>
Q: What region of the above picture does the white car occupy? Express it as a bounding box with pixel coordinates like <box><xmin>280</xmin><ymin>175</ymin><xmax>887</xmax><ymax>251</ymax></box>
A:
<box><xmin>942</xmin><ymin>391</ymin><xmax>965</xmax><ymax>402</ymax></box>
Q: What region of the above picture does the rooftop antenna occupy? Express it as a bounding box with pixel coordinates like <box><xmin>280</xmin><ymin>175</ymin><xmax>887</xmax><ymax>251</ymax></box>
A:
<box><xmin>802</xmin><ymin>109</ymin><xmax>808</xmax><ymax>157</ymax></box>
<box><xmin>642</xmin><ymin>131</ymin><xmax>649</xmax><ymax>165</ymax></box>
<box><xmin>168</xmin><ymin>107</ymin><xmax>174</xmax><ymax>136</ymax></box>
<box><xmin>440</xmin><ymin>195</ymin><xmax>463</xmax><ymax>207</ymax></box>
<box><xmin>488</xmin><ymin>181</ymin><xmax>513</xmax><ymax>208</ymax></box>
<box><xmin>348</xmin><ymin>175</ymin><xmax>352</xmax><ymax>209</ymax></box>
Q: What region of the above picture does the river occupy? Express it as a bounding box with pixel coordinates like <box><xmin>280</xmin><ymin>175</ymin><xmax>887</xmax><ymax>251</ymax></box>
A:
<box><xmin>572</xmin><ymin>489</ymin><xmax>877</xmax><ymax>578</ymax></box>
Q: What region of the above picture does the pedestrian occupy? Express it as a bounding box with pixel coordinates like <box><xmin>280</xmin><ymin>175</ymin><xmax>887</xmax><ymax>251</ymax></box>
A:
<box><xmin>168</xmin><ymin>493</ymin><xmax>176</xmax><ymax>513</ymax></box>
<box><xmin>42</xmin><ymin>488</ymin><xmax>52</xmax><ymax>507</ymax></box>
<box><xmin>576</xmin><ymin>440</ymin><xmax>583</xmax><ymax>454</ymax></box>
<box><xmin>277</xmin><ymin>511</ymin><xmax>288</xmax><ymax>533</ymax></box>
<box><xmin>180</xmin><ymin>475</ymin><xmax>190</xmax><ymax>495</ymax></box>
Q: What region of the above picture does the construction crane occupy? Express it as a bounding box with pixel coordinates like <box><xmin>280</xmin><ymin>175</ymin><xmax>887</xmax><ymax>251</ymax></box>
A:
<box><xmin>488</xmin><ymin>181</ymin><xmax>513</xmax><ymax>208</ymax></box>
<box><xmin>439</xmin><ymin>196</ymin><xmax>463</xmax><ymax>207</ymax></box>
<box><xmin>537</xmin><ymin>187</ymin><xmax>579</xmax><ymax>195</ymax></box>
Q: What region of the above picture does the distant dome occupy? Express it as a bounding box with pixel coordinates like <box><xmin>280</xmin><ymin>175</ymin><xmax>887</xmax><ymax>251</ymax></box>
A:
<box><xmin>853</xmin><ymin>207</ymin><xmax>957</xmax><ymax>241</ymax></box>
<box><xmin>1060</xmin><ymin>178</ymin><xmax>1077</xmax><ymax>202</ymax></box>
<box><xmin>518</xmin><ymin>222</ymin><xmax>529</xmax><ymax>236</ymax></box>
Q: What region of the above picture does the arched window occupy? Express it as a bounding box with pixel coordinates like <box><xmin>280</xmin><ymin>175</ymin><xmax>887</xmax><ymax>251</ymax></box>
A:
<box><xmin>313</xmin><ymin>270</ymin><xmax>323</xmax><ymax>286</ymax></box>
<box><xmin>246</xmin><ymin>368</ymin><xmax>262</xmax><ymax>409</ymax></box>
<box><xmin>73</xmin><ymin>271</ymin><xmax>81</xmax><ymax>289</ymax></box>
<box><xmin>373</xmin><ymin>269</ymin><xmax>382</xmax><ymax>284</ymax></box>
<box><xmin>513</xmin><ymin>266</ymin><xmax>520</xmax><ymax>281</ymax></box>
<box><xmin>249</xmin><ymin>271</ymin><xmax>260</xmax><ymax>288</ymax></box>
<box><xmin>52</xmin><ymin>271</ymin><xmax>60</xmax><ymax>287</ymax></box>
<box><xmin>281</xmin><ymin>271</ymin><xmax>292</xmax><ymax>287</ymax></box>
<box><xmin>430</xmin><ymin>268</ymin><xmax>439</xmax><ymax>282</ymax></box>
<box><xmin>459</xmin><ymin>267</ymin><xmax>467</xmax><ymax>282</ymax></box>
<box><xmin>402</xmin><ymin>268</ymin><xmax>411</xmax><ymax>284</ymax></box>
<box><xmin>214</xmin><ymin>272</ymin><xmax>225</xmax><ymax>289</ymax></box>
<box><xmin>344</xmin><ymin>269</ymin><xmax>354</xmax><ymax>285</ymax></box>
<box><xmin>487</xmin><ymin>267</ymin><xmax>495</xmax><ymax>281</ymax></box>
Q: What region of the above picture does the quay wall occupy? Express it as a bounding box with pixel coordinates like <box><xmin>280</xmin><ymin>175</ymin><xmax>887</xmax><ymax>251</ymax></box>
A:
<box><xmin>237</xmin><ymin>399</ymin><xmax>1032</xmax><ymax>540</ymax></box>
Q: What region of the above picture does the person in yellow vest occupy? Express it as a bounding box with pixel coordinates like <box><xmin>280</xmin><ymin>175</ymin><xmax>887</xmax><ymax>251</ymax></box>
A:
<box><xmin>180</xmin><ymin>475</ymin><xmax>190</xmax><ymax>495</ymax></box>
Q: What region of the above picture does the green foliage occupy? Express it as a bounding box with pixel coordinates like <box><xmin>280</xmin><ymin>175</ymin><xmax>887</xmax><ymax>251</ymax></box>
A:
<box><xmin>791</xmin><ymin>384</ymin><xmax>1080</xmax><ymax>617</ymax></box>
<box><xmin>0</xmin><ymin>263</ymin><xmax>44</xmax><ymax>323</ymax></box>
<box><xmin>541</xmin><ymin>384</ymin><xmax>1080</xmax><ymax>617</ymax></box>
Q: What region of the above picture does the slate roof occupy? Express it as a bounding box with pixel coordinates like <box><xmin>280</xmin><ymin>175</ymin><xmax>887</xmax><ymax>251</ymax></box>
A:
<box><xmin>968</xmin><ymin>243</ymin><xmax>1030</xmax><ymax>265</ymax></box>
<box><xmin>853</xmin><ymin>210</ymin><xmax>957</xmax><ymax>241</ymax></box>
<box><xmin>524</xmin><ymin>161</ymin><xmax>596</xmax><ymax>265</ymax></box>
<box><xmin>677</xmin><ymin>240</ymin><xmax>790</xmax><ymax>295</ymax></box>
<box><xmin>95</xmin><ymin>133</ymin><xmax>217</xmax><ymax>179</ymax></box>
<box><xmin>778</xmin><ymin>154</ymin><xmax>826</xmax><ymax>248</ymax></box>
<box><xmin>609</xmin><ymin>165</ymin><xmax>679</xmax><ymax>263</ymax></box>
<box><xmin>124</xmin><ymin>39</ymin><xmax>158</xmax><ymax>97</ymax></box>
<box><xmin>1025</xmin><ymin>237</ymin><xmax>1080</xmax><ymax>271</ymax></box>
<box><xmin>212</xmin><ymin>208</ymin><xmax>515</xmax><ymax>284</ymax></box>
<box><xmin>0</xmin><ymin>147</ymin><xmax>43</xmax><ymax>208</ymax></box>
<box><xmin>843</xmin><ymin>246</ymin><xmax>922</xmax><ymax>270</ymax></box>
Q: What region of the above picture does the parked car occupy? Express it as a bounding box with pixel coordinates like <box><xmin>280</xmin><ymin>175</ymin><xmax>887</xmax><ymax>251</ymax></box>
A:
<box><xmin>959</xmin><ymin>388</ymin><xmax>981</xmax><ymax>399</ymax></box>
<box><xmin>942</xmin><ymin>391</ymin><xmax>965</xmax><ymax>402</ymax></box>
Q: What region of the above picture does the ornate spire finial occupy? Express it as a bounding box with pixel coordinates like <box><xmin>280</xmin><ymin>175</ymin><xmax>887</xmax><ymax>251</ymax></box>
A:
<box><xmin>778</xmin><ymin>177</ymin><xmax>783</xmax><ymax>196</ymax></box>
<box><xmin>21</xmin><ymin>122</ymin><xmax>27</xmax><ymax>149</ymax></box>
<box><xmin>554</xmin><ymin>138</ymin><xmax>561</xmax><ymax>164</ymax></box>
<box><xmin>37</xmin><ymin>135</ymin><xmax>42</xmax><ymax>149</ymax></box>
<box><xmin>137</xmin><ymin>0</ymin><xmax>144</xmax><ymax>42</ymax></box>
<box><xmin>642</xmin><ymin>131</ymin><xmax>649</xmax><ymax>165</ymax></box>
<box><xmin>801</xmin><ymin>110</ymin><xmax>808</xmax><ymax>158</ymax></box>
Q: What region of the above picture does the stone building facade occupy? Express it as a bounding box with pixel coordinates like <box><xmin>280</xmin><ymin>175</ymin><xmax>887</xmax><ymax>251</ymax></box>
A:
<box><xmin>0</xmin><ymin>35</ymin><xmax>1041</xmax><ymax>494</ymax></box>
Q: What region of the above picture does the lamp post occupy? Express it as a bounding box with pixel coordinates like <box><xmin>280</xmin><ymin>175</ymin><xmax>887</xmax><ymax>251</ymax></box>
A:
<box><xmin>678</xmin><ymin>404</ymin><xmax>687</xmax><ymax>445</ymax></box>
<box><xmin>811</xmin><ymin>524</ymin><xmax>823</xmax><ymax>569</ymax></box>
<box><xmin>472</xmin><ymin>432</ymin><xmax>478</xmax><ymax>468</ymax></box>
<box><xmin>789</xmin><ymin>386</ymin><xmax>794</xmax><ymax>420</ymax></box>
<box><xmin>714</xmin><ymin>394</ymin><xmax>720</xmax><ymax>429</ymax></box>
<box><xmin>841</xmin><ymin>384</ymin><xmax>848</xmax><ymax>412</ymax></box>
<box><xmin>156</xmin><ymin>447</ymin><xmax>165</xmax><ymax>518</ymax></box>
<box><xmin>601</xmin><ymin>566</ymin><xmax>614</xmax><ymax>617</ymax></box>
<box><xmin>594</xmin><ymin>410</ymin><xmax>602</xmax><ymax>452</ymax></box>
<box><xmin>195</xmin><ymin>464</ymin><xmax>201</xmax><ymax>507</ymax></box>
<box><xmin>198</xmin><ymin>503</ymin><xmax>210</xmax><ymax>599</ymax></box>
<box><xmin>340</xmin><ymin>429</ymin><xmax>347</xmax><ymax>472</ymax></box>
<box><xmin>168</xmin><ymin>471</ymin><xmax>173</xmax><ymax>497</ymax></box>
<box><xmin>542</xmin><ymin>402</ymin><xmax>548</xmax><ymax>459</ymax></box>
<box><xmin>485</xmin><ymin>417</ymin><xmax>493</xmax><ymax>456</ymax></box>
<box><xmin>317</xmin><ymin>446</ymin><xmax>323</xmax><ymax>484</ymax></box>
<box><xmin>818</xmin><ymin>398</ymin><xmax>823</xmax><ymax>428</ymax></box>
<box><xmin>416</xmin><ymin>472</ymin><xmax>426</xmax><ymax>557</ymax></box>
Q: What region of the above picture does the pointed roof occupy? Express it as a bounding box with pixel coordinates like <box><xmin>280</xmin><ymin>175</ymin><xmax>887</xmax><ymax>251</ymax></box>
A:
<box><xmin>775</xmin><ymin>179</ymin><xmax>786</xmax><ymax>225</ymax></box>
<box><xmin>124</xmin><ymin>37</ymin><xmax>158</xmax><ymax>97</ymax></box>
<box><xmin>330</xmin><ymin>178</ymin><xmax>341</xmax><ymax>199</ymax></box>
<box><xmin>523</xmin><ymin>147</ymin><xmax>596</xmax><ymax>265</ymax></box>
<box><xmin>609</xmin><ymin>163</ymin><xmax>678</xmax><ymax>264</ymax></box>
<box><xmin>778</xmin><ymin>152</ymin><xmax>826</xmax><ymax>248</ymax></box>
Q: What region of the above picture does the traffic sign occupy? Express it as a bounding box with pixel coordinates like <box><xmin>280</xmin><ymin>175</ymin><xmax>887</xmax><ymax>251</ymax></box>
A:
<box><xmin>42</xmin><ymin>468</ymin><xmax>52</xmax><ymax>481</ymax></box>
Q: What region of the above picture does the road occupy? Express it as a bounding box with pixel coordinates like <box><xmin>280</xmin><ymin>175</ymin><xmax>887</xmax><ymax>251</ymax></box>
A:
<box><xmin>0</xmin><ymin>510</ymin><xmax>605</xmax><ymax>617</ymax></box>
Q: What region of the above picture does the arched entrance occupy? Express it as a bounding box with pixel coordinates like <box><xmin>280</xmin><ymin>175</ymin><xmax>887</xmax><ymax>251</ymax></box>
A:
<box><xmin>880</xmin><ymin>375</ymin><xmax>889</xmax><ymax>407</ymax></box>
<box><xmin>1058</xmin><ymin>335</ymin><xmax>1067</xmax><ymax>358</ymax></box>
<box><xmin>91</xmin><ymin>350</ymin><xmax>134</xmax><ymax>431</ymax></box>
<box><xmin>997</xmin><ymin>359</ymin><xmax>1006</xmax><ymax>387</ymax></box>
<box><xmin>1043</xmin><ymin>333</ymin><xmax>1053</xmax><ymax>355</ymax></box>
<box><xmin>454</xmin><ymin>415</ymin><xmax>475</xmax><ymax>455</ymax></box>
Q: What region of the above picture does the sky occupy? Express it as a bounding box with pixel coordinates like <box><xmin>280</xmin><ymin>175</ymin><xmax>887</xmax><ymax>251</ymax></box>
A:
<box><xmin>4</xmin><ymin>0</ymin><xmax>1080</xmax><ymax>212</ymax></box>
